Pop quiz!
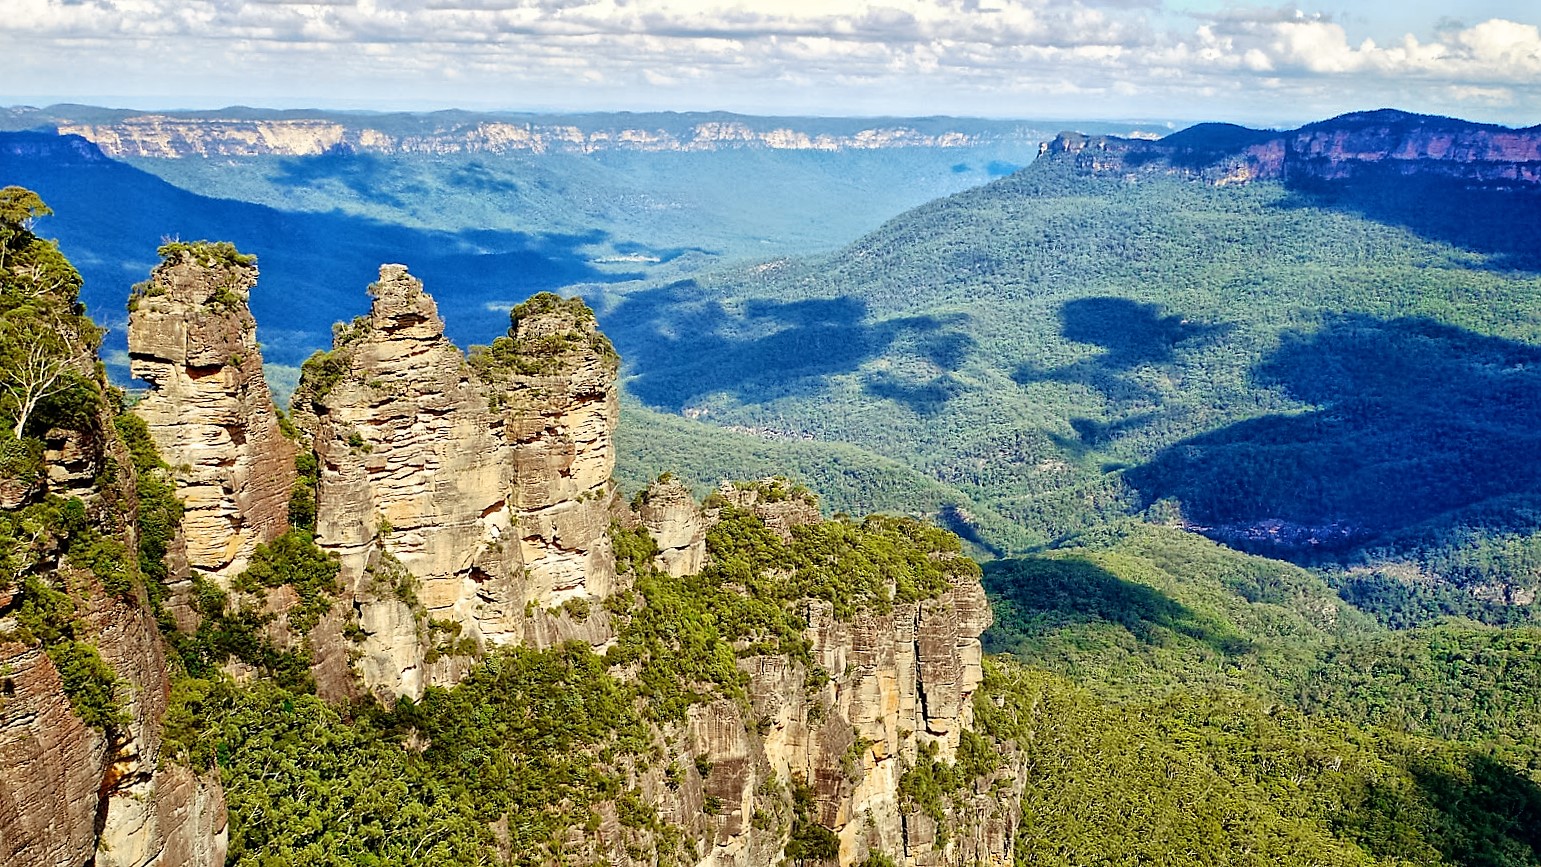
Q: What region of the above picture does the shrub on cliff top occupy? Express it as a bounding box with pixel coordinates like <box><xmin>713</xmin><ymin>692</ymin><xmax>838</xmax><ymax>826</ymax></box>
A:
<box><xmin>469</xmin><ymin>291</ymin><xmax>616</xmax><ymax>382</ymax></box>
<box><xmin>155</xmin><ymin>239</ymin><xmax>257</xmax><ymax>270</ymax></box>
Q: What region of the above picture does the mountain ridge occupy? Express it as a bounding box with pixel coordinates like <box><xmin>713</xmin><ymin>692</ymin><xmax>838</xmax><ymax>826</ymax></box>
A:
<box><xmin>1043</xmin><ymin>108</ymin><xmax>1541</xmax><ymax>188</ymax></box>
<box><xmin>2</xmin><ymin>104</ymin><xmax>1067</xmax><ymax>159</ymax></box>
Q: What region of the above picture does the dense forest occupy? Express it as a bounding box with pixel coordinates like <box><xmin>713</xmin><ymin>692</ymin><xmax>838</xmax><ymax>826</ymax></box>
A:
<box><xmin>606</xmin><ymin>148</ymin><xmax>1541</xmax><ymax>623</ymax></box>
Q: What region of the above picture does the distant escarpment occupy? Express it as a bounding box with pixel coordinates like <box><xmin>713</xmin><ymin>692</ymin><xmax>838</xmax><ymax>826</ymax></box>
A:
<box><xmin>288</xmin><ymin>267</ymin><xmax>622</xmax><ymax>699</ymax></box>
<box><xmin>1043</xmin><ymin>109</ymin><xmax>1541</xmax><ymax>189</ymax></box>
<box><xmin>3</xmin><ymin>107</ymin><xmax>1040</xmax><ymax>158</ymax></box>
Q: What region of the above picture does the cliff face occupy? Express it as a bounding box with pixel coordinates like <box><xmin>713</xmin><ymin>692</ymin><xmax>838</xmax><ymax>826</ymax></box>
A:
<box><xmin>46</xmin><ymin>115</ymin><xmax>1017</xmax><ymax>159</ymax></box>
<box><xmin>644</xmin><ymin>488</ymin><xmax>1017</xmax><ymax>867</ymax></box>
<box><xmin>127</xmin><ymin>244</ymin><xmax>296</xmax><ymax>588</ymax></box>
<box><xmin>294</xmin><ymin>267</ymin><xmax>621</xmax><ymax>700</ymax></box>
<box><xmin>277</xmin><ymin>270</ymin><xmax>1018</xmax><ymax>862</ymax></box>
<box><xmin>0</xmin><ymin>411</ymin><xmax>227</xmax><ymax>867</ymax></box>
<box><xmin>0</xmin><ymin>626</ymin><xmax>226</xmax><ymax>867</ymax></box>
<box><xmin>1042</xmin><ymin>110</ymin><xmax>1541</xmax><ymax>189</ymax></box>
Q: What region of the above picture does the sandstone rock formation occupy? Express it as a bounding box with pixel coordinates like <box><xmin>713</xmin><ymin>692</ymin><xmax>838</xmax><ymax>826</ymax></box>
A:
<box><xmin>0</xmin><ymin>411</ymin><xmax>227</xmax><ymax>867</ymax></box>
<box><xmin>128</xmin><ymin>243</ymin><xmax>296</xmax><ymax>587</ymax></box>
<box><xmin>0</xmin><ymin>605</ymin><xmax>228</xmax><ymax>867</ymax></box>
<box><xmin>638</xmin><ymin>476</ymin><xmax>707</xmax><ymax>577</ymax></box>
<box><xmin>715</xmin><ymin>478</ymin><xmax>822</xmax><ymax>542</ymax></box>
<box><xmin>692</xmin><ymin>491</ymin><xmax>1006</xmax><ymax>866</ymax></box>
<box><xmin>295</xmin><ymin>267</ymin><xmax>621</xmax><ymax>699</ymax></box>
<box><xmin>561</xmin><ymin>479</ymin><xmax>1013</xmax><ymax>867</ymax></box>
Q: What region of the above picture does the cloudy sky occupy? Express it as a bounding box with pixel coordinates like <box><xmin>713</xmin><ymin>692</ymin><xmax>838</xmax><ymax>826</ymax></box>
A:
<box><xmin>1</xmin><ymin>0</ymin><xmax>1537</xmax><ymax>125</ymax></box>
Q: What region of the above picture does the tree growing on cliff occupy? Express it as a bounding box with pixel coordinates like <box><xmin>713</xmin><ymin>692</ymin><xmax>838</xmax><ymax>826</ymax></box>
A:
<box><xmin>0</xmin><ymin>186</ymin><xmax>50</xmax><ymax>272</ymax></box>
<box><xmin>0</xmin><ymin>325</ymin><xmax>92</xmax><ymax>438</ymax></box>
<box><xmin>0</xmin><ymin>187</ymin><xmax>98</xmax><ymax>439</ymax></box>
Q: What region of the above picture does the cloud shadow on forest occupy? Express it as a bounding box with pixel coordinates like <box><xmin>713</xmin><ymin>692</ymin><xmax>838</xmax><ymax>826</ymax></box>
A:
<box><xmin>1014</xmin><ymin>297</ymin><xmax>1230</xmax><ymax>398</ymax></box>
<box><xmin>1125</xmin><ymin>313</ymin><xmax>1541</xmax><ymax>559</ymax></box>
<box><xmin>1279</xmin><ymin>171</ymin><xmax>1541</xmax><ymax>273</ymax></box>
<box><xmin>981</xmin><ymin>555</ymin><xmax>1252</xmax><ymax>658</ymax></box>
<box><xmin>1013</xmin><ymin>296</ymin><xmax>1230</xmax><ymax>449</ymax></box>
<box><xmin>599</xmin><ymin>280</ymin><xmax>976</xmax><ymax>414</ymax></box>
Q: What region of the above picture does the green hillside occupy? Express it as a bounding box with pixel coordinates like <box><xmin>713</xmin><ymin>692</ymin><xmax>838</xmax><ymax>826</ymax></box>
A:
<box><xmin>614</xmin><ymin>393</ymin><xmax>1037</xmax><ymax>555</ymax></box>
<box><xmin>980</xmin><ymin>522</ymin><xmax>1541</xmax><ymax>862</ymax></box>
<box><xmin>598</xmin><ymin>151</ymin><xmax>1541</xmax><ymax>606</ymax></box>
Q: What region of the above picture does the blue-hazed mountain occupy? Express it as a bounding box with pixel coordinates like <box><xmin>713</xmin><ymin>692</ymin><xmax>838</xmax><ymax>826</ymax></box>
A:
<box><xmin>0</xmin><ymin>108</ymin><xmax>1084</xmax><ymax>391</ymax></box>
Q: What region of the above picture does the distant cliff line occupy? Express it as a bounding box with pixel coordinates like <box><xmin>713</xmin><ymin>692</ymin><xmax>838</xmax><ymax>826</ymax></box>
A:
<box><xmin>0</xmin><ymin>105</ymin><xmax>1052</xmax><ymax>158</ymax></box>
<box><xmin>1043</xmin><ymin>108</ymin><xmax>1541</xmax><ymax>189</ymax></box>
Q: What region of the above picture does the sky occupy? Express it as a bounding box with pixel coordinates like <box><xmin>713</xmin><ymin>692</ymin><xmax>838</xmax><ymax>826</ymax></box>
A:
<box><xmin>1</xmin><ymin>0</ymin><xmax>1538</xmax><ymax>126</ymax></box>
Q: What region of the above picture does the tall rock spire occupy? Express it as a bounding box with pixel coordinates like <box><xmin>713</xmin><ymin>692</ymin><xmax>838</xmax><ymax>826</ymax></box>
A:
<box><xmin>127</xmin><ymin>242</ymin><xmax>295</xmax><ymax>586</ymax></box>
<box><xmin>295</xmin><ymin>266</ymin><xmax>622</xmax><ymax>699</ymax></box>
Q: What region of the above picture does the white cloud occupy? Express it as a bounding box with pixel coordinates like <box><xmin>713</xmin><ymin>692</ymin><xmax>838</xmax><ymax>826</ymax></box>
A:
<box><xmin>0</xmin><ymin>1</ymin><xmax>1537</xmax><ymax>123</ymax></box>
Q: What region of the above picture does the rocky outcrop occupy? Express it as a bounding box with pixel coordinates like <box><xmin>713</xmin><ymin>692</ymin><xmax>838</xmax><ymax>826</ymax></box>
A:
<box><xmin>706</xmin><ymin>569</ymin><xmax>1004</xmax><ymax>866</ymax></box>
<box><xmin>629</xmin><ymin>483</ymin><xmax>1014</xmax><ymax>866</ymax></box>
<box><xmin>485</xmin><ymin>291</ymin><xmax>621</xmax><ymax>607</ymax></box>
<box><xmin>128</xmin><ymin>243</ymin><xmax>295</xmax><ymax>586</ymax></box>
<box><xmin>638</xmin><ymin>477</ymin><xmax>707</xmax><ymax>577</ymax></box>
<box><xmin>1</xmin><ymin>415</ymin><xmax>227</xmax><ymax>867</ymax></box>
<box><xmin>1042</xmin><ymin>110</ymin><xmax>1541</xmax><ymax>190</ymax></box>
<box><xmin>296</xmin><ymin>268</ymin><xmax>622</xmax><ymax>699</ymax></box>
<box><xmin>716</xmin><ymin>479</ymin><xmax>822</xmax><ymax>542</ymax></box>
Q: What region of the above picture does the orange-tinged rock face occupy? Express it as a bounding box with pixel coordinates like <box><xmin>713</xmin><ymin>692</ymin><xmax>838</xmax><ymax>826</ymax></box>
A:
<box><xmin>1045</xmin><ymin>111</ymin><xmax>1541</xmax><ymax>190</ymax></box>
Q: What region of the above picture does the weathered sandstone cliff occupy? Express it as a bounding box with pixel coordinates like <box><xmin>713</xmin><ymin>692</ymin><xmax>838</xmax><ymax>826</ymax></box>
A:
<box><xmin>53</xmin><ymin>244</ymin><xmax>1016</xmax><ymax>865</ymax></box>
<box><xmin>624</xmin><ymin>484</ymin><xmax>1019</xmax><ymax>867</ymax></box>
<box><xmin>127</xmin><ymin>243</ymin><xmax>296</xmax><ymax>587</ymax></box>
<box><xmin>0</xmin><ymin>406</ymin><xmax>227</xmax><ymax>867</ymax></box>
<box><xmin>293</xmin><ymin>267</ymin><xmax>621</xmax><ymax>699</ymax></box>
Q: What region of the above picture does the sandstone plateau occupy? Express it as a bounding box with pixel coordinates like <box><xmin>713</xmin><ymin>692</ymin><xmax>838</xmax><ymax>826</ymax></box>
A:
<box><xmin>0</xmin><ymin>106</ymin><xmax>1039</xmax><ymax>159</ymax></box>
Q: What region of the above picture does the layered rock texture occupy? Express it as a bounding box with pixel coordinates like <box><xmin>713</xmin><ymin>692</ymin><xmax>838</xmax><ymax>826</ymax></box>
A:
<box><xmin>293</xmin><ymin>268</ymin><xmax>621</xmax><ymax>699</ymax></box>
<box><xmin>127</xmin><ymin>243</ymin><xmax>296</xmax><ymax>586</ymax></box>
<box><xmin>638</xmin><ymin>476</ymin><xmax>708</xmax><ymax>577</ymax></box>
<box><xmin>0</xmin><ymin>612</ymin><xmax>227</xmax><ymax>867</ymax></box>
<box><xmin>1</xmin><ymin>412</ymin><xmax>227</xmax><ymax>867</ymax></box>
<box><xmin>689</xmin><ymin>491</ymin><xmax>1011</xmax><ymax>867</ymax></box>
<box><xmin>8</xmin><ymin>238</ymin><xmax>1014</xmax><ymax>864</ymax></box>
<box><xmin>1043</xmin><ymin>109</ymin><xmax>1541</xmax><ymax>189</ymax></box>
